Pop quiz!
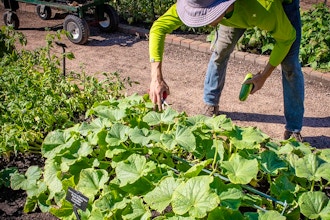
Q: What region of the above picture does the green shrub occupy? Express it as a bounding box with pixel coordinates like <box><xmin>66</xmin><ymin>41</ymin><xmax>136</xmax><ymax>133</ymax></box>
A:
<box><xmin>111</xmin><ymin>0</ymin><xmax>212</xmax><ymax>33</ymax></box>
<box><xmin>300</xmin><ymin>3</ymin><xmax>330</xmax><ymax>71</ymax></box>
<box><xmin>0</xmin><ymin>27</ymin><xmax>136</xmax><ymax>157</ymax></box>
<box><xmin>236</xmin><ymin>27</ymin><xmax>275</xmax><ymax>55</ymax></box>
<box><xmin>112</xmin><ymin>0</ymin><xmax>175</xmax><ymax>26</ymax></box>
<box><xmin>0</xmin><ymin>26</ymin><xmax>26</xmax><ymax>58</ymax></box>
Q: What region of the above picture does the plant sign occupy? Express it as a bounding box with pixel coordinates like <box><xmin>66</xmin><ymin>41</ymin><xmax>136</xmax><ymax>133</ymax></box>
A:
<box><xmin>66</xmin><ymin>187</ymin><xmax>89</xmax><ymax>219</ymax></box>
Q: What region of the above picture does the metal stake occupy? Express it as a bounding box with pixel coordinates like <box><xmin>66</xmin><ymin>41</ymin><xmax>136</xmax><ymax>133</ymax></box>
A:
<box><xmin>55</xmin><ymin>41</ymin><xmax>67</xmax><ymax>76</ymax></box>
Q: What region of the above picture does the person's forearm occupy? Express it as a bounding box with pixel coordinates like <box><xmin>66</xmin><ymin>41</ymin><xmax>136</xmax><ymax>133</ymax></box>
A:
<box><xmin>261</xmin><ymin>62</ymin><xmax>276</xmax><ymax>79</ymax></box>
<box><xmin>151</xmin><ymin>61</ymin><xmax>163</xmax><ymax>82</ymax></box>
<box><xmin>149</xmin><ymin>4</ymin><xmax>183</xmax><ymax>62</ymax></box>
<box><xmin>148</xmin><ymin>4</ymin><xmax>181</xmax><ymax>110</ymax></box>
<box><xmin>149</xmin><ymin>61</ymin><xmax>169</xmax><ymax>110</ymax></box>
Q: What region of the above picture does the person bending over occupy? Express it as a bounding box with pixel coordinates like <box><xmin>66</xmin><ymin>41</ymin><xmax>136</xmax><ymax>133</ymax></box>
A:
<box><xmin>148</xmin><ymin>0</ymin><xmax>304</xmax><ymax>141</ymax></box>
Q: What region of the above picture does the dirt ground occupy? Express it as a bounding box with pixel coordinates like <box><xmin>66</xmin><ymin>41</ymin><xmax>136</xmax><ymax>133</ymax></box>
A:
<box><xmin>0</xmin><ymin>2</ymin><xmax>330</xmax><ymax>219</ymax></box>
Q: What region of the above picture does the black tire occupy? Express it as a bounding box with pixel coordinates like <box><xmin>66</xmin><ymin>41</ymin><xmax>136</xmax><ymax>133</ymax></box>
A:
<box><xmin>63</xmin><ymin>14</ymin><xmax>90</xmax><ymax>45</ymax></box>
<box><xmin>98</xmin><ymin>4</ymin><xmax>119</xmax><ymax>32</ymax></box>
<box><xmin>3</xmin><ymin>11</ymin><xmax>19</xmax><ymax>29</ymax></box>
<box><xmin>36</xmin><ymin>5</ymin><xmax>52</xmax><ymax>20</ymax></box>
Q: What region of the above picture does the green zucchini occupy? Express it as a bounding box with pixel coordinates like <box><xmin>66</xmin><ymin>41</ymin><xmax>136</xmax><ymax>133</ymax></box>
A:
<box><xmin>239</xmin><ymin>73</ymin><xmax>254</xmax><ymax>101</ymax></box>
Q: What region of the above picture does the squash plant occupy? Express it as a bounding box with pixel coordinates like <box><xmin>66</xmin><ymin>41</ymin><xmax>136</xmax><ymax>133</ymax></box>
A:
<box><xmin>9</xmin><ymin>94</ymin><xmax>330</xmax><ymax>219</ymax></box>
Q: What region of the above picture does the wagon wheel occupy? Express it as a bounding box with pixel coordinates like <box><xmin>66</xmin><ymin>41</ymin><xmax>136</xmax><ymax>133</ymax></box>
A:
<box><xmin>36</xmin><ymin>5</ymin><xmax>52</xmax><ymax>20</ymax></box>
<box><xmin>63</xmin><ymin>14</ymin><xmax>90</xmax><ymax>45</ymax></box>
<box><xmin>98</xmin><ymin>4</ymin><xmax>119</xmax><ymax>32</ymax></box>
<box><xmin>3</xmin><ymin>11</ymin><xmax>20</xmax><ymax>29</ymax></box>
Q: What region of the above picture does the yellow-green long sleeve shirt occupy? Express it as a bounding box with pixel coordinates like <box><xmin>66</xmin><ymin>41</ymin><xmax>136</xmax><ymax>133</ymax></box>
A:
<box><xmin>149</xmin><ymin>0</ymin><xmax>296</xmax><ymax>67</ymax></box>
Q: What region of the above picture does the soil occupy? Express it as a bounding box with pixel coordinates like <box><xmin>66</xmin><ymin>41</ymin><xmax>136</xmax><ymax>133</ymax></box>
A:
<box><xmin>1</xmin><ymin>2</ymin><xmax>330</xmax><ymax>219</ymax></box>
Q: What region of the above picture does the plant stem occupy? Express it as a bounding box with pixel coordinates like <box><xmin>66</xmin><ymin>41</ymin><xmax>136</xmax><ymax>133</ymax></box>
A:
<box><xmin>310</xmin><ymin>180</ymin><xmax>315</xmax><ymax>191</ymax></box>
<box><xmin>212</xmin><ymin>133</ymin><xmax>218</xmax><ymax>170</ymax></box>
<box><xmin>120</xmin><ymin>142</ymin><xmax>129</xmax><ymax>151</ymax></box>
<box><xmin>142</xmin><ymin>176</ymin><xmax>154</xmax><ymax>187</ymax></box>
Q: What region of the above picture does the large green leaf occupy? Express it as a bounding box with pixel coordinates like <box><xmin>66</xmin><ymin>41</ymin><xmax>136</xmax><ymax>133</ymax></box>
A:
<box><xmin>204</xmin><ymin>114</ymin><xmax>234</xmax><ymax>132</ymax></box>
<box><xmin>315</xmin><ymin>162</ymin><xmax>330</xmax><ymax>182</ymax></box>
<box><xmin>79</xmin><ymin>118</ymin><xmax>105</xmax><ymax>136</ymax></box>
<box><xmin>161</xmin><ymin>126</ymin><xmax>196</xmax><ymax>152</ymax></box>
<box><xmin>259</xmin><ymin>151</ymin><xmax>287</xmax><ymax>175</ymax></box>
<box><xmin>77</xmin><ymin>141</ymin><xmax>94</xmax><ymax>158</ymax></box>
<box><xmin>204</xmin><ymin>139</ymin><xmax>225</xmax><ymax>162</ymax></box>
<box><xmin>76</xmin><ymin>168</ymin><xmax>109</xmax><ymax>200</ymax></box>
<box><xmin>128</xmin><ymin>127</ymin><xmax>151</xmax><ymax>146</ymax></box>
<box><xmin>105</xmin><ymin>123</ymin><xmax>129</xmax><ymax>146</ymax></box>
<box><xmin>42</xmin><ymin>136</ymin><xmax>81</xmax><ymax>159</ymax></box>
<box><xmin>207</xmin><ymin>207</ymin><xmax>244</xmax><ymax>220</ymax></box>
<box><xmin>89</xmin><ymin>208</ymin><xmax>105</xmax><ymax>220</ymax></box>
<box><xmin>115</xmin><ymin>154</ymin><xmax>156</xmax><ymax>187</ymax></box>
<box><xmin>295</xmin><ymin>153</ymin><xmax>330</xmax><ymax>181</ymax></box>
<box><xmin>143</xmin><ymin>107</ymin><xmax>179</xmax><ymax>125</ymax></box>
<box><xmin>144</xmin><ymin>177</ymin><xmax>180</xmax><ymax>212</ymax></box>
<box><xmin>298</xmin><ymin>191</ymin><xmax>330</xmax><ymax>219</ymax></box>
<box><xmin>42</xmin><ymin>130</ymin><xmax>76</xmax><ymax>158</ymax></box>
<box><xmin>0</xmin><ymin>167</ymin><xmax>17</xmax><ymax>188</ymax></box>
<box><xmin>229</xmin><ymin>126</ymin><xmax>268</xmax><ymax>150</ymax></box>
<box><xmin>172</xmin><ymin>176</ymin><xmax>219</xmax><ymax>218</ymax></box>
<box><xmin>105</xmin><ymin>146</ymin><xmax>127</xmax><ymax>158</ymax></box>
<box><xmin>90</xmin><ymin>105</ymin><xmax>126</xmax><ymax>122</ymax></box>
<box><xmin>219</xmin><ymin>187</ymin><xmax>243</xmax><ymax>210</ymax></box>
<box><xmin>93</xmin><ymin>185</ymin><xmax>128</xmax><ymax>212</ymax></box>
<box><xmin>160</xmin><ymin>133</ymin><xmax>177</xmax><ymax>150</ymax></box>
<box><xmin>319</xmin><ymin>149</ymin><xmax>330</xmax><ymax>163</ymax></box>
<box><xmin>117</xmin><ymin>93</ymin><xmax>145</xmax><ymax>109</ymax></box>
<box><xmin>174</xmin><ymin>126</ymin><xmax>196</xmax><ymax>152</ymax></box>
<box><xmin>184</xmin><ymin>159</ymin><xmax>212</xmax><ymax>178</ymax></box>
<box><xmin>186</xmin><ymin>114</ymin><xmax>209</xmax><ymax>129</ymax></box>
<box><xmin>122</xmin><ymin>197</ymin><xmax>151</xmax><ymax>220</ymax></box>
<box><xmin>210</xmin><ymin>177</ymin><xmax>243</xmax><ymax>210</ymax></box>
<box><xmin>42</xmin><ymin>130</ymin><xmax>66</xmax><ymax>152</ymax></box>
<box><xmin>221</xmin><ymin>153</ymin><xmax>258</xmax><ymax>184</ymax></box>
<box><xmin>148</xmin><ymin>130</ymin><xmax>162</xmax><ymax>142</ymax></box>
<box><xmin>79</xmin><ymin>118</ymin><xmax>113</xmax><ymax>145</ymax></box>
<box><xmin>258</xmin><ymin>210</ymin><xmax>286</xmax><ymax>220</ymax></box>
<box><xmin>44</xmin><ymin>159</ymin><xmax>63</xmax><ymax>195</ymax></box>
<box><xmin>270</xmin><ymin>175</ymin><xmax>297</xmax><ymax>198</ymax></box>
<box><xmin>10</xmin><ymin>166</ymin><xmax>41</xmax><ymax>190</ymax></box>
<box><xmin>50</xmin><ymin>200</ymin><xmax>76</xmax><ymax>219</ymax></box>
<box><xmin>23</xmin><ymin>196</ymin><xmax>38</xmax><ymax>213</ymax></box>
<box><xmin>59</xmin><ymin>141</ymin><xmax>93</xmax><ymax>173</ymax></box>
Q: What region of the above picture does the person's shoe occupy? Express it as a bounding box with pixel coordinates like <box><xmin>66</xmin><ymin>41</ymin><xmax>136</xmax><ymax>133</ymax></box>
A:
<box><xmin>284</xmin><ymin>130</ymin><xmax>303</xmax><ymax>142</ymax></box>
<box><xmin>202</xmin><ymin>104</ymin><xmax>219</xmax><ymax>117</ymax></box>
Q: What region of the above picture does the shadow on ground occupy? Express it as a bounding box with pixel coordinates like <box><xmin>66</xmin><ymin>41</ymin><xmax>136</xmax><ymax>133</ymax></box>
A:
<box><xmin>222</xmin><ymin>111</ymin><xmax>330</xmax><ymax>148</ymax></box>
<box><xmin>18</xmin><ymin>24</ymin><xmax>142</xmax><ymax>47</ymax></box>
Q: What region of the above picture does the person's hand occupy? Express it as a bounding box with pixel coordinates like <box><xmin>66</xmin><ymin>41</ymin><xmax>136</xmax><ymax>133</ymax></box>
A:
<box><xmin>149</xmin><ymin>61</ymin><xmax>170</xmax><ymax>111</ymax></box>
<box><xmin>149</xmin><ymin>80</ymin><xmax>170</xmax><ymax>111</ymax></box>
<box><xmin>244</xmin><ymin>72</ymin><xmax>267</xmax><ymax>94</ymax></box>
<box><xmin>244</xmin><ymin>62</ymin><xmax>276</xmax><ymax>94</ymax></box>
